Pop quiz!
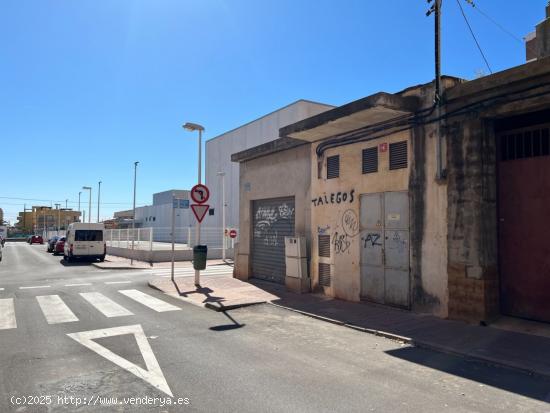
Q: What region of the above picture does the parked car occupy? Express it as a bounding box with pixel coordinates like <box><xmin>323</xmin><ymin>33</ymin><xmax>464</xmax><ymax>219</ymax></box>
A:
<box><xmin>46</xmin><ymin>236</ymin><xmax>60</xmax><ymax>252</ymax></box>
<box><xmin>64</xmin><ymin>223</ymin><xmax>106</xmax><ymax>262</ymax></box>
<box><xmin>0</xmin><ymin>244</ymin><xmax>3</xmax><ymax>261</ymax></box>
<box><xmin>54</xmin><ymin>237</ymin><xmax>66</xmax><ymax>255</ymax></box>
<box><xmin>29</xmin><ymin>235</ymin><xmax>44</xmax><ymax>244</ymax></box>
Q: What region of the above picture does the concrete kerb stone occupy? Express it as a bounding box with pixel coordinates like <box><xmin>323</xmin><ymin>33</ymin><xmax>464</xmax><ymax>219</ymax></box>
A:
<box><xmin>92</xmin><ymin>262</ymin><xmax>149</xmax><ymax>270</ymax></box>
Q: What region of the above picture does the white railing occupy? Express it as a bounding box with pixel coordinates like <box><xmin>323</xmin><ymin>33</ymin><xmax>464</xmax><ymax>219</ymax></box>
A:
<box><xmin>104</xmin><ymin>227</ymin><xmax>237</xmax><ymax>251</ymax></box>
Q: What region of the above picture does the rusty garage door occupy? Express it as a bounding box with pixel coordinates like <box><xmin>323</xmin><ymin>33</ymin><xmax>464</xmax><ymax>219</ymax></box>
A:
<box><xmin>251</xmin><ymin>197</ymin><xmax>295</xmax><ymax>284</ymax></box>
<box><xmin>498</xmin><ymin>123</ymin><xmax>550</xmax><ymax>323</ymax></box>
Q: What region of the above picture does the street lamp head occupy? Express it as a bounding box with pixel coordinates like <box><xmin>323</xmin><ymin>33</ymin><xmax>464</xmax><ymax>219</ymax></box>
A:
<box><xmin>82</xmin><ymin>186</ymin><xmax>91</xmax><ymax>190</ymax></box>
<box><xmin>183</xmin><ymin>122</ymin><xmax>204</xmax><ymax>132</ymax></box>
<box><xmin>217</xmin><ymin>171</ymin><xmax>226</xmax><ymax>176</ymax></box>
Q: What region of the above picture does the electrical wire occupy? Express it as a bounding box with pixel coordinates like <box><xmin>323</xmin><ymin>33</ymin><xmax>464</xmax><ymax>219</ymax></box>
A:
<box><xmin>456</xmin><ymin>0</ymin><xmax>493</xmax><ymax>74</ymax></box>
<box><xmin>465</xmin><ymin>0</ymin><xmax>538</xmax><ymax>57</ymax></box>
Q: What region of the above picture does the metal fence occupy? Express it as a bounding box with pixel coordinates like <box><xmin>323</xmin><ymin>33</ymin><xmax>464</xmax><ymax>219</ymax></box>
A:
<box><xmin>104</xmin><ymin>227</ymin><xmax>237</xmax><ymax>251</ymax></box>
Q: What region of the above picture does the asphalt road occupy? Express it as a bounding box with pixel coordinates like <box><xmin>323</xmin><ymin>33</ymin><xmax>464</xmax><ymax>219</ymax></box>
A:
<box><xmin>0</xmin><ymin>243</ymin><xmax>549</xmax><ymax>413</ymax></box>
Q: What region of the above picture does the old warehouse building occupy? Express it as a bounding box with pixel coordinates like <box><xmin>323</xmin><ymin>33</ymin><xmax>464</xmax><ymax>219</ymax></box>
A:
<box><xmin>233</xmin><ymin>56</ymin><xmax>550</xmax><ymax>324</ymax></box>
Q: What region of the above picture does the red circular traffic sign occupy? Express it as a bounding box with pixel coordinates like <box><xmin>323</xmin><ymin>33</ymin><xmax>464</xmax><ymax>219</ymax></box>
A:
<box><xmin>229</xmin><ymin>229</ymin><xmax>237</xmax><ymax>239</ymax></box>
<box><xmin>191</xmin><ymin>184</ymin><xmax>210</xmax><ymax>204</ymax></box>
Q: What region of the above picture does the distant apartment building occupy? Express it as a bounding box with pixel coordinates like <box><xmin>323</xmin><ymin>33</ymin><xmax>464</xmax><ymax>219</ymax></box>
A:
<box><xmin>17</xmin><ymin>206</ymin><xmax>81</xmax><ymax>232</ymax></box>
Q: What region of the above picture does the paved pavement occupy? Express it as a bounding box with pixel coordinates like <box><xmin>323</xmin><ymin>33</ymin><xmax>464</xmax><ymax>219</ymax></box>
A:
<box><xmin>0</xmin><ymin>242</ymin><xmax>549</xmax><ymax>412</ymax></box>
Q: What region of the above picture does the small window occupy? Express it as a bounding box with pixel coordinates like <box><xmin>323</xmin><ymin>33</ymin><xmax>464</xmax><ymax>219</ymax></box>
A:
<box><xmin>209</xmin><ymin>209</ymin><xmax>215</xmax><ymax>216</ymax></box>
<box><xmin>326</xmin><ymin>155</ymin><xmax>340</xmax><ymax>179</ymax></box>
<box><xmin>153</xmin><ymin>217</ymin><xmax>156</xmax><ymax>222</ymax></box>
<box><xmin>389</xmin><ymin>141</ymin><xmax>408</xmax><ymax>170</ymax></box>
<box><xmin>362</xmin><ymin>147</ymin><xmax>378</xmax><ymax>174</ymax></box>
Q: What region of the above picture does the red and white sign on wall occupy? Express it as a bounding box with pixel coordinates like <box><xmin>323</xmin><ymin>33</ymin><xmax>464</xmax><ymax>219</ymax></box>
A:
<box><xmin>191</xmin><ymin>184</ymin><xmax>210</xmax><ymax>223</ymax></box>
<box><xmin>379</xmin><ymin>142</ymin><xmax>388</xmax><ymax>152</ymax></box>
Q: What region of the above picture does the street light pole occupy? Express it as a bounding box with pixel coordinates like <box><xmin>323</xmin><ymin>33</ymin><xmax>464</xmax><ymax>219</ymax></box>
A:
<box><xmin>131</xmin><ymin>162</ymin><xmax>139</xmax><ymax>266</ymax></box>
<box><xmin>217</xmin><ymin>171</ymin><xmax>226</xmax><ymax>261</ymax></box>
<box><xmin>78</xmin><ymin>192</ymin><xmax>81</xmax><ymax>222</ymax></box>
<box><xmin>82</xmin><ymin>186</ymin><xmax>92</xmax><ymax>223</ymax></box>
<box><xmin>183</xmin><ymin>122</ymin><xmax>205</xmax><ymax>286</ymax></box>
<box><xmin>55</xmin><ymin>203</ymin><xmax>61</xmax><ymax>235</ymax></box>
<box><xmin>97</xmin><ymin>181</ymin><xmax>102</xmax><ymax>223</ymax></box>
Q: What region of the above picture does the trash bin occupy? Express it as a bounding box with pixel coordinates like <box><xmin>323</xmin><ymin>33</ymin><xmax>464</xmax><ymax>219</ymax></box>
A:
<box><xmin>193</xmin><ymin>245</ymin><xmax>208</xmax><ymax>270</ymax></box>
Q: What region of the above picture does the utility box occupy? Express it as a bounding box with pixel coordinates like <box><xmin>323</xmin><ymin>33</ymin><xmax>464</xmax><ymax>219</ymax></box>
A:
<box><xmin>284</xmin><ymin>236</ymin><xmax>310</xmax><ymax>293</ymax></box>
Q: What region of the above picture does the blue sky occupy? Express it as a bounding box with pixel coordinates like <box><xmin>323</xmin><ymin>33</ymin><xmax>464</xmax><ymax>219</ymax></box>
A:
<box><xmin>0</xmin><ymin>0</ymin><xmax>546</xmax><ymax>223</ymax></box>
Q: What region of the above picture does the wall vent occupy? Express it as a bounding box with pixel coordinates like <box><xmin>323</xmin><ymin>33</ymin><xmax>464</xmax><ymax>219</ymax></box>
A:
<box><xmin>319</xmin><ymin>263</ymin><xmax>331</xmax><ymax>287</ymax></box>
<box><xmin>318</xmin><ymin>235</ymin><xmax>331</xmax><ymax>258</ymax></box>
<box><xmin>389</xmin><ymin>141</ymin><xmax>408</xmax><ymax>170</ymax></box>
<box><xmin>362</xmin><ymin>147</ymin><xmax>378</xmax><ymax>174</ymax></box>
<box><xmin>326</xmin><ymin>155</ymin><xmax>340</xmax><ymax>179</ymax></box>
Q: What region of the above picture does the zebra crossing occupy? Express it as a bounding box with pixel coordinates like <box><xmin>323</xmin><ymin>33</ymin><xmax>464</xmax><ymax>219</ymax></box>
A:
<box><xmin>0</xmin><ymin>289</ymin><xmax>182</xmax><ymax>330</ymax></box>
<box><xmin>143</xmin><ymin>265</ymin><xmax>233</xmax><ymax>279</ymax></box>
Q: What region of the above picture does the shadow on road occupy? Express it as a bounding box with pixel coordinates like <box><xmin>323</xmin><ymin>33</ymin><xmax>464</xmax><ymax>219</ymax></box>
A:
<box><xmin>59</xmin><ymin>259</ymin><xmax>94</xmax><ymax>267</ymax></box>
<box><xmin>386</xmin><ymin>346</ymin><xmax>550</xmax><ymax>403</ymax></box>
<box><xmin>209</xmin><ymin>311</ymin><xmax>245</xmax><ymax>331</ymax></box>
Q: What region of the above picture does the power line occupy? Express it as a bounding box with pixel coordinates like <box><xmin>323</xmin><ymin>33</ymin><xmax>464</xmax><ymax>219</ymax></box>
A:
<box><xmin>456</xmin><ymin>0</ymin><xmax>493</xmax><ymax>73</ymax></box>
<box><xmin>0</xmin><ymin>196</ymin><xmax>145</xmax><ymax>206</ymax></box>
<box><xmin>465</xmin><ymin>0</ymin><xmax>538</xmax><ymax>56</ymax></box>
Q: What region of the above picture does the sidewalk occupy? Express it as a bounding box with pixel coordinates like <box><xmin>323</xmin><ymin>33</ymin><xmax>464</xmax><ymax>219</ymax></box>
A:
<box><xmin>247</xmin><ymin>279</ymin><xmax>550</xmax><ymax>381</ymax></box>
<box><xmin>148</xmin><ymin>276</ymin><xmax>277</xmax><ymax>311</ymax></box>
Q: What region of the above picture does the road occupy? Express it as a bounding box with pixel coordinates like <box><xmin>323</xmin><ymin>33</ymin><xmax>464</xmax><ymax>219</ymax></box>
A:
<box><xmin>0</xmin><ymin>243</ymin><xmax>549</xmax><ymax>412</ymax></box>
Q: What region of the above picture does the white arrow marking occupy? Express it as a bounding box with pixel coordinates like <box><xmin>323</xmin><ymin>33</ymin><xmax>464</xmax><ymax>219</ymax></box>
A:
<box><xmin>67</xmin><ymin>324</ymin><xmax>172</xmax><ymax>396</ymax></box>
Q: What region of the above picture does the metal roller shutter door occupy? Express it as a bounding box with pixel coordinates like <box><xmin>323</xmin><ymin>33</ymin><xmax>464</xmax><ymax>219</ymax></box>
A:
<box><xmin>251</xmin><ymin>197</ymin><xmax>295</xmax><ymax>284</ymax></box>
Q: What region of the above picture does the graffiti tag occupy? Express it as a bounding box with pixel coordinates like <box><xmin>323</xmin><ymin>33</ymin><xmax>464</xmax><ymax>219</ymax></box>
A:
<box><xmin>361</xmin><ymin>233</ymin><xmax>382</xmax><ymax>248</ymax></box>
<box><xmin>311</xmin><ymin>190</ymin><xmax>355</xmax><ymax>207</ymax></box>
<box><xmin>332</xmin><ymin>231</ymin><xmax>351</xmax><ymax>255</ymax></box>
<box><xmin>342</xmin><ymin>209</ymin><xmax>359</xmax><ymax>237</ymax></box>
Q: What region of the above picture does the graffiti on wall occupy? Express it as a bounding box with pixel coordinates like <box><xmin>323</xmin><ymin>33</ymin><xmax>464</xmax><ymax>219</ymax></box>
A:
<box><xmin>254</xmin><ymin>203</ymin><xmax>295</xmax><ymax>247</ymax></box>
<box><xmin>311</xmin><ymin>190</ymin><xmax>355</xmax><ymax>207</ymax></box>
<box><xmin>361</xmin><ymin>232</ymin><xmax>382</xmax><ymax>248</ymax></box>
<box><xmin>332</xmin><ymin>232</ymin><xmax>351</xmax><ymax>254</ymax></box>
<box><xmin>317</xmin><ymin>224</ymin><xmax>331</xmax><ymax>235</ymax></box>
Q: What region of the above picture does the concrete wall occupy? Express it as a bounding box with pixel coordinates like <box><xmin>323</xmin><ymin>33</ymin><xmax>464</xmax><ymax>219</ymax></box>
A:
<box><xmin>234</xmin><ymin>143</ymin><xmax>312</xmax><ymax>280</ymax></box>
<box><xmin>309</xmin><ymin>131</ymin><xmax>412</xmax><ymax>302</ymax></box>
<box><xmin>134</xmin><ymin>203</ymin><xmax>192</xmax><ymax>231</ymax></box>
<box><xmin>204</xmin><ymin>100</ymin><xmax>333</xmax><ymax>230</ymax></box>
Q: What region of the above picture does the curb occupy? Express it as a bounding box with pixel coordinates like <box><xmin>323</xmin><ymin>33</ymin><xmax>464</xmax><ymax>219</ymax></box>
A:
<box><xmin>267</xmin><ymin>302</ymin><xmax>550</xmax><ymax>381</ymax></box>
<box><xmin>92</xmin><ymin>263</ymin><xmax>149</xmax><ymax>270</ymax></box>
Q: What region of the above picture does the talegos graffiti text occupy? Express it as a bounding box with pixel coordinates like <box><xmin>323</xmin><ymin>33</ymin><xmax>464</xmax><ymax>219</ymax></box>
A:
<box><xmin>311</xmin><ymin>190</ymin><xmax>355</xmax><ymax>207</ymax></box>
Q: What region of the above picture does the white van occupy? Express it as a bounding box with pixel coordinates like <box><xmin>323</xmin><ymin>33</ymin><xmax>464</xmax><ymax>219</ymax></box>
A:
<box><xmin>64</xmin><ymin>223</ymin><xmax>106</xmax><ymax>262</ymax></box>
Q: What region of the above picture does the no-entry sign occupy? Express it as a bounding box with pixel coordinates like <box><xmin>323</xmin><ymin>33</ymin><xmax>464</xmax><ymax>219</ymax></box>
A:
<box><xmin>229</xmin><ymin>229</ymin><xmax>237</xmax><ymax>239</ymax></box>
<box><xmin>191</xmin><ymin>184</ymin><xmax>209</xmax><ymax>204</ymax></box>
<box><xmin>191</xmin><ymin>204</ymin><xmax>209</xmax><ymax>223</ymax></box>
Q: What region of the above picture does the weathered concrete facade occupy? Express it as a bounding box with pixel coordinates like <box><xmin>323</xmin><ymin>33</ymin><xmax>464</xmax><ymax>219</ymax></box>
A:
<box><xmin>233</xmin><ymin>142</ymin><xmax>312</xmax><ymax>288</ymax></box>
<box><xmin>233</xmin><ymin>57</ymin><xmax>550</xmax><ymax>324</ymax></box>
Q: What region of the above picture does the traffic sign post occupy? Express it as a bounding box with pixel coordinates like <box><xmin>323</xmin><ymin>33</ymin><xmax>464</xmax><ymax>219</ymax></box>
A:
<box><xmin>191</xmin><ymin>184</ymin><xmax>210</xmax><ymax>204</ymax></box>
<box><xmin>191</xmin><ymin>204</ymin><xmax>209</xmax><ymax>223</ymax></box>
<box><xmin>190</xmin><ymin>184</ymin><xmax>210</xmax><ymax>286</ymax></box>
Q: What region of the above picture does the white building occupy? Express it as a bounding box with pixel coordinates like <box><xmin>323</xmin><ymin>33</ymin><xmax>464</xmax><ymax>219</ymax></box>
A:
<box><xmin>134</xmin><ymin>189</ymin><xmax>191</xmax><ymax>242</ymax></box>
<box><xmin>203</xmin><ymin>100</ymin><xmax>334</xmax><ymax>230</ymax></box>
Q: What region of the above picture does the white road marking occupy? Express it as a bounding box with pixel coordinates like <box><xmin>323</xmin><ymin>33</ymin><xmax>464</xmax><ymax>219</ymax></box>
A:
<box><xmin>0</xmin><ymin>288</ymin><xmax>4</xmax><ymax>291</ymax></box>
<box><xmin>104</xmin><ymin>281</ymin><xmax>131</xmax><ymax>285</ymax></box>
<box><xmin>67</xmin><ymin>324</ymin><xmax>172</xmax><ymax>396</ymax></box>
<box><xmin>19</xmin><ymin>285</ymin><xmax>51</xmax><ymax>290</ymax></box>
<box><xmin>36</xmin><ymin>295</ymin><xmax>78</xmax><ymax>324</ymax></box>
<box><xmin>0</xmin><ymin>298</ymin><xmax>16</xmax><ymax>330</ymax></box>
<box><xmin>80</xmin><ymin>292</ymin><xmax>134</xmax><ymax>317</ymax></box>
<box><xmin>65</xmin><ymin>283</ymin><xmax>92</xmax><ymax>287</ymax></box>
<box><xmin>119</xmin><ymin>290</ymin><xmax>181</xmax><ymax>313</ymax></box>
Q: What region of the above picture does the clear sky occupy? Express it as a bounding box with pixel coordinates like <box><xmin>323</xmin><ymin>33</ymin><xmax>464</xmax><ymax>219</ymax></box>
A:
<box><xmin>0</xmin><ymin>0</ymin><xmax>546</xmax><ymax>223</ymax></box>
